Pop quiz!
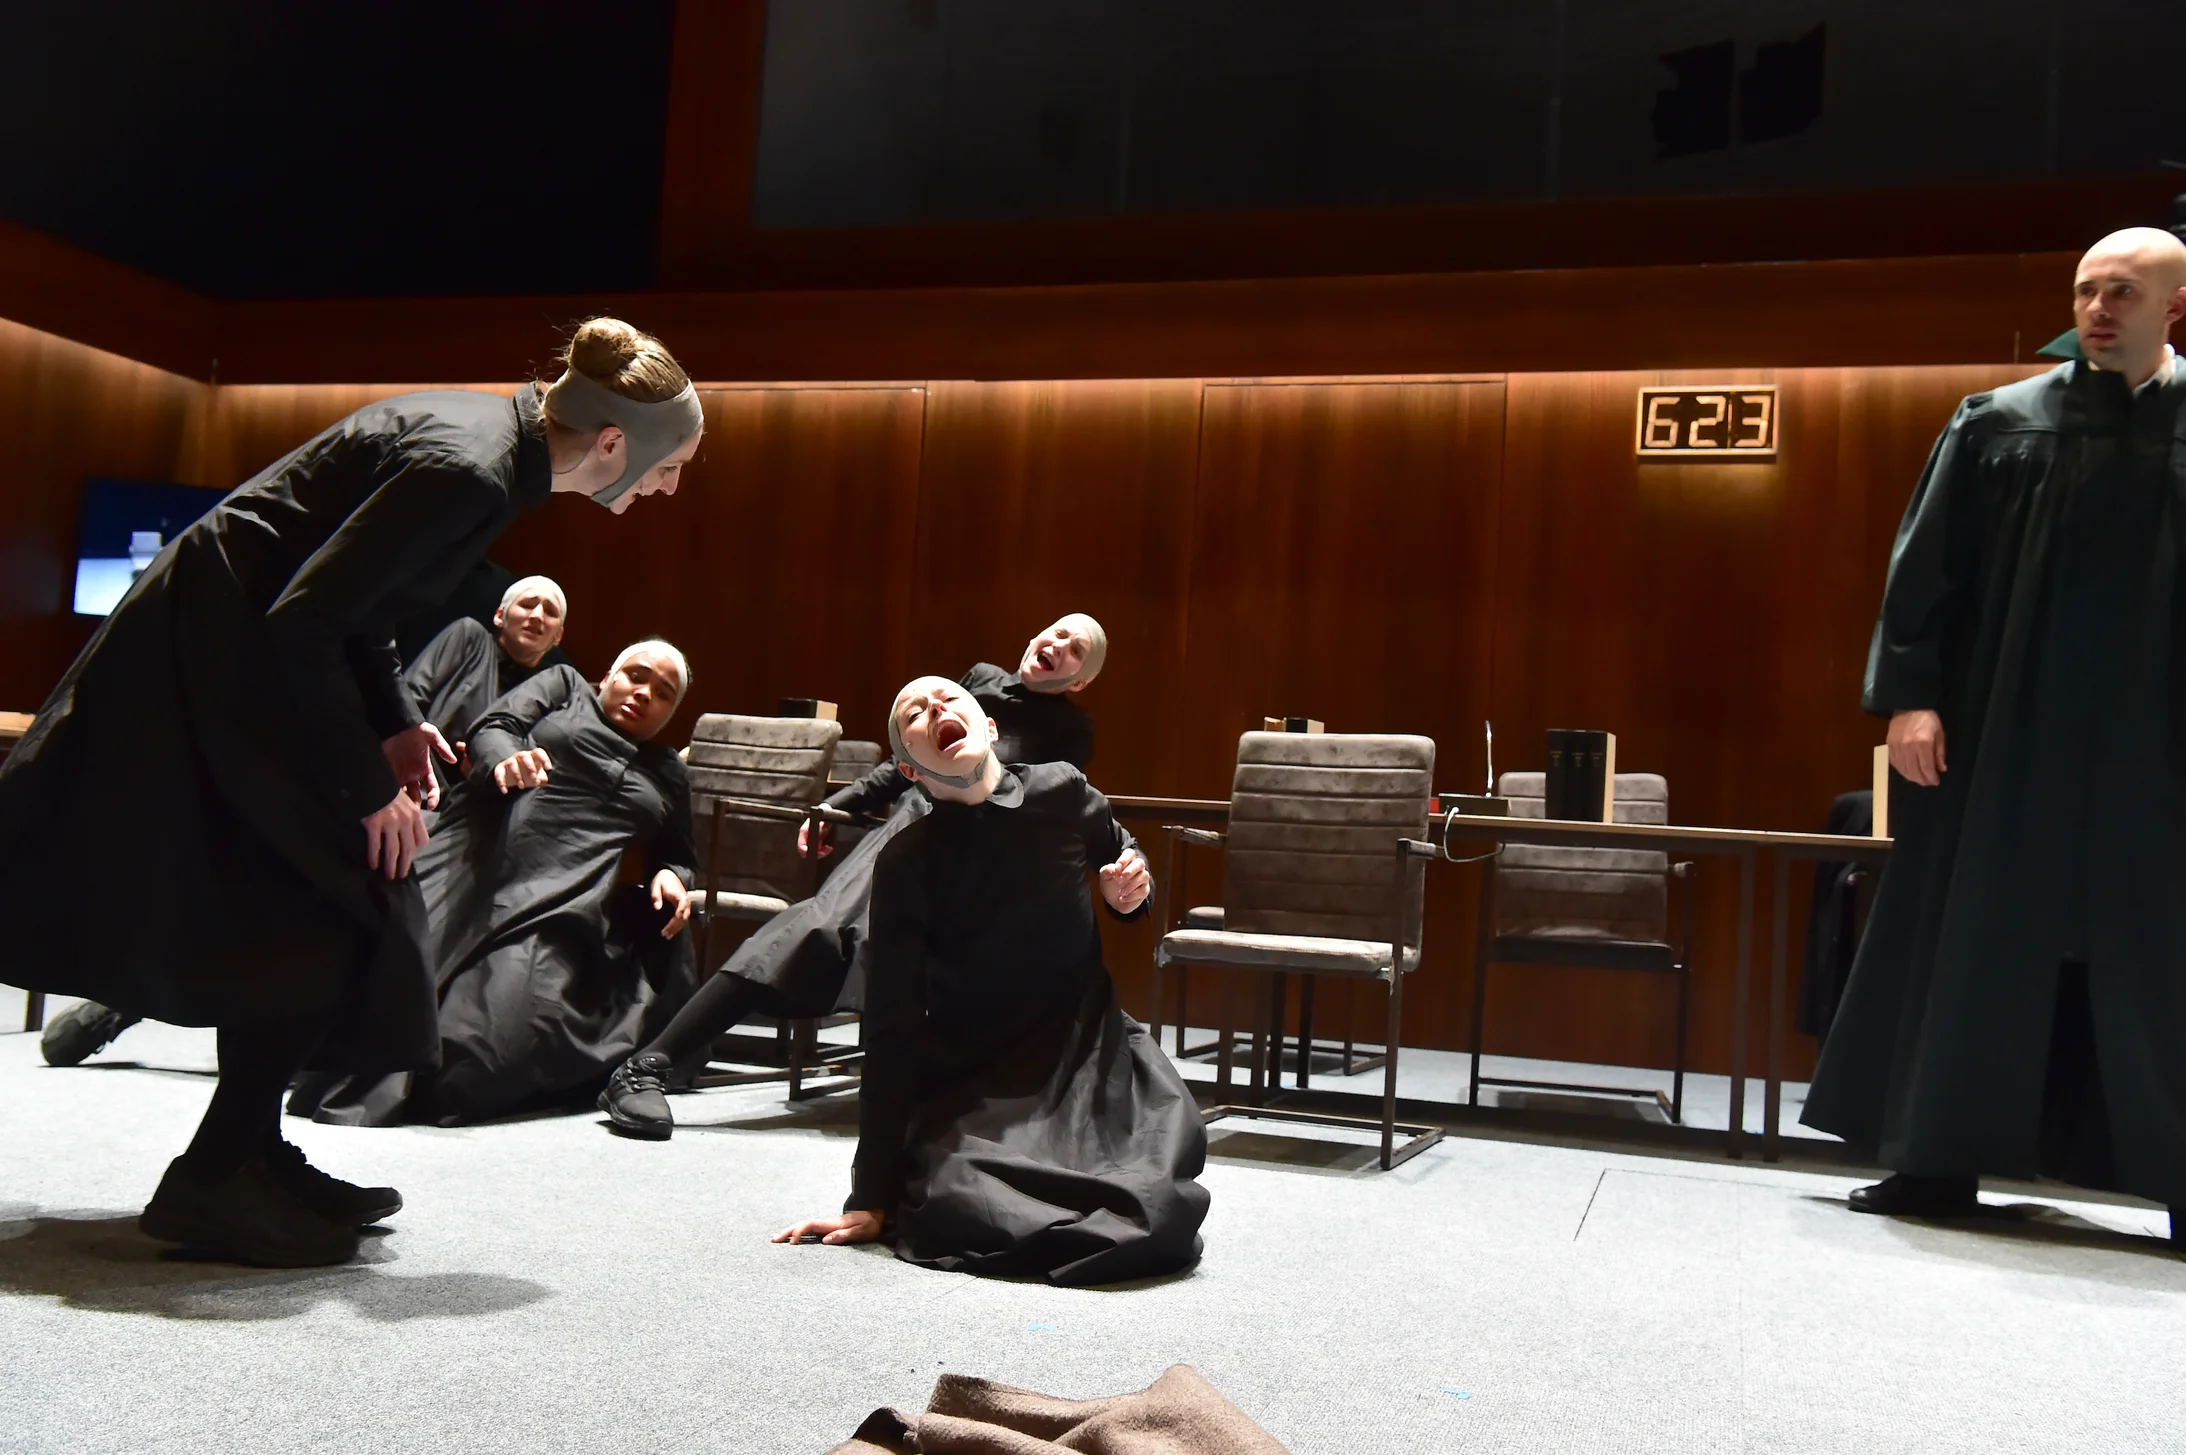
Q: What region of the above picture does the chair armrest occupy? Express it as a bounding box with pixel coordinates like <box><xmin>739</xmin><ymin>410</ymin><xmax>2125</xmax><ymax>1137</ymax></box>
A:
<box><xmin>1669</xmin><ymin>860</ymin><xmax>1696</xmax><ymax>879</ymax></box>
<box><xmin>1399</xmin><ymin>837</ymin><xmax>1437</xmax><ymax>859</ymax></box>
<box><xmin>707</xmin><ymin>795</ymin><xmax>810</xmax><ymax>823</ymax></box>
<box><xmin>1168</xmin><ymin>825</ymin><xmax>1227</xmax><ymax>847</ymax></box>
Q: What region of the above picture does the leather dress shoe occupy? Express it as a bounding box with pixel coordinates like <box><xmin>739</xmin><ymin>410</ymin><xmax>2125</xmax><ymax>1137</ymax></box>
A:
<box><xmin>1847</xmin><ymin>1172</ymin><xmax>1981</xmax><ymax>1219</ymax></box>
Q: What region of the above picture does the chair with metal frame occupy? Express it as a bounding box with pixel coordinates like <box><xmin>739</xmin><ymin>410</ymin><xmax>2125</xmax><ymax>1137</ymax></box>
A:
<box><xmin>683</xmin><ymin>711</ymin><xmax>855</xmax><ymax>1099</ymax></box>
<box><xmin>1151</xmin><ymin>730</ymin><xmax>1442</xmax><ymax>1170</ymax></box>
<box><xmin>1468</xmin><ymin>771</ymin><xmax>1697</xmax><ymax>1121</ymax></box>
<box><xmin>1157</xmin><ymin>904</ymin><xmax>1390</xmax><ymax>1086</ymax></box>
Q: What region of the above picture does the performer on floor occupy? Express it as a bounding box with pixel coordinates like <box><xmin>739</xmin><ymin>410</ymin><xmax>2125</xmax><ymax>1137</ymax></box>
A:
<box><xmin>404</xmin><ymin>573</ymin><xmax>569</xmax><ymax>792</ymax></box>
<box><xmin>292</xmin><ymin>642</ymin><xmax>699</xmax><ymax>1127</ymax></box>
<box><xmin>1803</xmin><ymin>227</ymin><xmax>2186</xmax><ymax>1244</ymax></box>
<box><xmin>0</xmin><ymin>317</ymin><xmax>703</xmax><ymax>1267</ymax></box>
<box><xmin>597</xmin><ymin>613</ymin><xmax>1108</xmax><ymax>1138</ymax></box>
<box><xmin>774</xmin><ymin>675</ymin><xmax>1207</xmax><ymax>1286</ymax></box>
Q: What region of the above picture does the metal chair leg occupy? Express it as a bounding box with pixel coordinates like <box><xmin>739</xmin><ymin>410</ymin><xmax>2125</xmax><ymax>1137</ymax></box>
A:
<box><xmin>23</xmin><ymin>991</ymin><xmax>45</xmax><ymax>1033</ymax></box>
<box><xmin>1671</xmin><ymin>962</ymin><xmax>1692</xmax><ymax>1125</ymax></box>
<box><xmin>1297</xmin><ymin>976</ymin><xmax>1315</xmax><ymax>1090</ymax></box>
<box><xmin>1215</xmin><ymin>974</ymin><xmax>1235</xmax><ymax>1092</ymax></box>
<box><xmin>1381</xmin><ymin>965</ymin><xmax>1403</xmax><ymax>1170</ymax></box>
<box><xmin>1469</xmin><ymin>868</ymin><xmax>1494</xmax><ymax>1107</ymax></box>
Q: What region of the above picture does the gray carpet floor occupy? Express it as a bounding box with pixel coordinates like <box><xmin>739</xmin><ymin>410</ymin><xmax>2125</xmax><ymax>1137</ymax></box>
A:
<box><xmin>2</xmin><ymin>993</ymin><xmax>2180</xmax><ymax>1455</ymax></box>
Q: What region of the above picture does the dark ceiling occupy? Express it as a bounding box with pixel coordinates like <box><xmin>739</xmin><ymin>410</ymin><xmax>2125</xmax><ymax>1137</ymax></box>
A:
<box><xmin>0</xmin><ymin>0</ymin><xmax>675</xmax><ymax>298</ymax></box>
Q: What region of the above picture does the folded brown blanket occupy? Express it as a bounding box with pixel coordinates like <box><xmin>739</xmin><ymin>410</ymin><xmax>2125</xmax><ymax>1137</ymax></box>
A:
<box><xmin>827</xmin><ymin>1364</ymin><xmax>1291</xmax><ymax>1455</ymax></box>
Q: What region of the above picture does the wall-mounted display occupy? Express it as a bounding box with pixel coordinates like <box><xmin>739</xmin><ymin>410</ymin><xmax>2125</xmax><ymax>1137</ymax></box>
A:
<box><xmin>1635</xmin><ymin>385</ymin><xmax>1777</xmax><ymax>459</ymax></box>
<box><xmin>72</xmin><ymin>478</ymin><xmax>225</xmax><ymax>616</ymax></box>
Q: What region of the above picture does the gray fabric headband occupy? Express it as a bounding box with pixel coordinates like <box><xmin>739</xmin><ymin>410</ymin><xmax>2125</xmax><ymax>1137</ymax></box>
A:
<box><xmin>887</xmin><ymin>705</ymin><xmax>993</xmax><ymax>791</ymax></box>
<box><xmin>544</xmin><ymin>369</ymin><xmax>703</xmax><ymax>509</ymax></box>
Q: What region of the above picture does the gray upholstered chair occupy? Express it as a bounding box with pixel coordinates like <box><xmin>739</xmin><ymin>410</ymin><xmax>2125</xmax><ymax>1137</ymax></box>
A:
<box><xmin>1468</xmin><ymin>771</ymin><xmax>1696</xmax><ymax>1121</ymax></box>
<box><xmin>826</xmin><ymin>738</ymin><xmax>885</xmax><ymax>787</ymax></box>
<box><xmin>1152</xmin><ymin>730</ymin><xmax>1442</xmax><ymax>1170</ymax></box>
<box><xmin>1158</xmin><ymin>906</ymin><xmax>1389</xmax><ymax>1082</ymax></box>
<box><xmin>684</xmin><ymin>711</ymin><xmax>851</xmax><ymax>1097</ymax></box>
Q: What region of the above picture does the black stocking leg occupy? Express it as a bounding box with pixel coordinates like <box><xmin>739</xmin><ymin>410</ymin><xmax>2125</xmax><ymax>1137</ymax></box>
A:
<box><xmin>640</xmin><ymin>971</ymin><xmax>769</xmax><ymax>1069</ymax></box>
<box><xmin>183</xmin><ymin>1016</ymin><xmax>331</xmax><ymax>1179</ymax></box>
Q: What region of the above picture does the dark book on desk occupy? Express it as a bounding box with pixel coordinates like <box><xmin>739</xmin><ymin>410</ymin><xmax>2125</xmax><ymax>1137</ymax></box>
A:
<box><xmin>1545</xmin><ymin>728</ymin><xmax>1616</xmax><ymax>821</ymax></box>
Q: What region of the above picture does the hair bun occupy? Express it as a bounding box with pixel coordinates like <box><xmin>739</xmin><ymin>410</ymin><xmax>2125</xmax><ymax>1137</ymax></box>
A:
<box><xmin>566</xmin><ymin>317</ymin><xmax>645</xmax><ymax>381</ymax></box>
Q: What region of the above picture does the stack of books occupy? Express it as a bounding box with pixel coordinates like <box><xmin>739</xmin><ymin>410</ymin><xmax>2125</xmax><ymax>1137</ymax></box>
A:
<box><xmin>1545</xmin><ymin>729</ymin><xmax>1617</xmax><ymax>822</ymax></box>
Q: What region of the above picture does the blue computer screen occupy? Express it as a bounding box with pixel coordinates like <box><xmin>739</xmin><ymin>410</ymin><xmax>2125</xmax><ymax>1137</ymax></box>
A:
<box><xmin>72</xmin><ymin>478</ymin><xmax>227</xmax><ymax>616</ymax></box>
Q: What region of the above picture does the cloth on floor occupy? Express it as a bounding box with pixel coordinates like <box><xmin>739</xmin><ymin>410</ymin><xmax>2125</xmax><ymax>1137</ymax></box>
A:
<box><xmin>826</xmin><ymin>1365</ymin><xmax>1290</xmax><ymax>1455</ymax></box>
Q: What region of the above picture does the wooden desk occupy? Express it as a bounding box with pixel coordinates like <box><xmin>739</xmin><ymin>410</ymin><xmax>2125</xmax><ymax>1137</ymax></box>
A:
<box><xmin>1105</xmin><ymin>794</ymin><xmax>1889</xmax><ymax>1162</ymax></box>
<box><xmin>0</xmin><ymin>711</ymin><xmax>33</xmax><ymax>758</ymax></box>
<box><xmin>1427</xmin><ymin>813</ymin><xmax>1889</xmax><ymax>1160</ymax></box>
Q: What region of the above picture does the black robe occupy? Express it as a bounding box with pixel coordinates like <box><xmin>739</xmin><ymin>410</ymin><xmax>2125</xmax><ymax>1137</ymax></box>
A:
<box><xmin>402</xmin><ymin>616</ymin><xmax>549</xmax><ymax>797</ymax></box>
<box><xmin>1803</xmin><ymin>361</ymin><xmax>2186</xmax><ymax>1208</ymax></box>
<box><xmin>722</xmin><ymin>662</ymin><xmax>1094</xmax><ymax>1015</ymax></box>
<box><xmin>0</xmin><ymin>388</ymin><xmax>551</xmax><ymax>1070</ymax></box>
<box><xmin>297</xmin><ymin>666</ymin><xmax>699</xmax><ymax>1125</ymax></box>
<box><xmin>850</xmin><ymin>762</ymin><xmax>1208</xmax><ymax>1286</ymax></box>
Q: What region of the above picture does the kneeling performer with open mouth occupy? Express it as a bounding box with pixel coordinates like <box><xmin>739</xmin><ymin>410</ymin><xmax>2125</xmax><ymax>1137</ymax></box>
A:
<box><xmin>773</xmin><ymin>675</ymin><xmax>1208</xmax><ymax>1286</ymax></box>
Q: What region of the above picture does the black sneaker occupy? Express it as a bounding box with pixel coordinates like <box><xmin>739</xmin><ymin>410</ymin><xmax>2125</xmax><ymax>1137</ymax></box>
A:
<box><xmin>599</xmin><ymin>1052</ymin><xmax>675</xmax><ymax>1140</ymax></box>
<box><xmin>139</xmin><ymin>1155</ymin><xmax>359</xmax><ymax>1268</ymax></box>
<box><xmin>41</xmin><ymin>1001</ymin><xmax>142</xmax><ymax>1067</ymax></box>
<box><xmin>1847</xmin><ymin>1172</ymin><xmax>1982</xmax><ymax>1219</ymax></box>
<box><xmin>264</xmin><ymin>1138</ymin><xmax>402</xmax><ymax>1226</ymax></box>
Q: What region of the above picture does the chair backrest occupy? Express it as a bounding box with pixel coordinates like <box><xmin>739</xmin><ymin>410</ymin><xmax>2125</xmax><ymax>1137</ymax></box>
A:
<box><xmin>686</xmin><ymin>713</ymin><xmax>844</xmax><ymax>900</ymax></box>
<box><xmin>1221</xmin><ymin>731</ymin><xmax>1434</xmax><ymax>948</ymax></box>
<box><xmin>1492</xmin><ymin>771</ymin><xmax>1670</xmax><ymax>943</ymax></box>
<box><xmin>829</xmin><ymin>739</ymin><xmax>886</xmax><ymax>785</ymax></box>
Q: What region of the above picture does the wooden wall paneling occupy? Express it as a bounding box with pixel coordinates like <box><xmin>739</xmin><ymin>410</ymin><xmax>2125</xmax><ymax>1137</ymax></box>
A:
<box><xmin>208</xmin><ymin>254</ymin><xmax>2071</xmax><ymax>388</ymax></box>
<box><xmin>902</xmin><ymin>378</ymin><xmax>1207</xmax><ymax>1013</ymax></box>
<box><xmin>655</xmin><ymin>0</ymin><xmax>771</xmax><ymax>289</ymax></box>
<box><xmin>0</xmin><ymin>316</ymin><xmax>208</xmax><ymax>710</ymax></box>
<box><xmin>1177</xmin><ymin>380</ymin><xmax>1507</xmax><ymax>1049</ymax></box>
<box><xmin>493</xmin><ymin>387</ymin><xmax>930</xmax><ymax>750</ymax></box>
<box><xmin>178</xmin><ymin>384</ymin><xmax>513</xmax><ymax>492</ymax></box>
<box><xmin>0</xmin><ymin>220</ymin><xmax>214</xmax><ymax>381</ymax></box>
<box><xmin>1481</xmin><ymin>365</ymin><xmax>2047</xmax><ymax>1081</ymax></box>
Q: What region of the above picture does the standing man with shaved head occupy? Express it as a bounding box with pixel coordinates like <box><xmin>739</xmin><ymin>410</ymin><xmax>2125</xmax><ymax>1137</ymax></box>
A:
<box><xmin>1804</xmin><ymin>228</ymin><xmax>2186</xmax><ymax>1243</ymax></box>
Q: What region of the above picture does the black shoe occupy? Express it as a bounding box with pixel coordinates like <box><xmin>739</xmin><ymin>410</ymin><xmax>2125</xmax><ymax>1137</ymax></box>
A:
<box><xmin>139</xmin><ymin>1155</ymin><xmax>360</xmax><ymax>1268</ymax></box>
<box><xmin>264</xmin><ymin>1138</ymin><xmax>402</xmax><ymax>1226</ymax></box>
<box><xmin>599</xmin><ymin>1052</ymin><xmax>674</xmax><ymax>1140</ymax></box>
<box><xmin>40</xmin><ymin>1001</ymin><xmax>141</xmax><ymax>1066</ymax></box>
<box><xmin>1847</xmin><ymin>1172</ymin><xmax>1982</xmax><ymax>1219</ymax></box>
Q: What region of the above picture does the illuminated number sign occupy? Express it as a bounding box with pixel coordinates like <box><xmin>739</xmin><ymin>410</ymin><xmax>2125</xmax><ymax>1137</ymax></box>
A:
<box><xmin>1635</xmin><ymin>386</ymin><xmax>1777</xmax><ymax>459</ymax></box>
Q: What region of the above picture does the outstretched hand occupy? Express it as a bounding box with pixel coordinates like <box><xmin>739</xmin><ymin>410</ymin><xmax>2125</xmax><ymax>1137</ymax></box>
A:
<box><xmin>651</xmin><ymin>868</ymin><xmax>692</xmax><ymax>938</ymax></box>
<box><xmin>382</xmin><ymin>722</ymin><xmax>456</xmax><ymax>810</ymax></box>
<box><xmin>1098</xmin><ymin>847</ymin><xmax>1151</xmax><ymax>914</ymax></box>
<box><xmin>493</xmin><ymin>747</ymin><xmax>554</xmax><ymax>793</ymax></box>
<box><xmin>773</xmin><ymin>1209</ymin><xmax>884</xmax><ymax>1246</ymax></box>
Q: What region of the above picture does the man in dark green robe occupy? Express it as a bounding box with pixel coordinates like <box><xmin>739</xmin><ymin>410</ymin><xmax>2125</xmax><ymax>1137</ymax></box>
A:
<box><xmin>1803</xmin><ymin>227</ymin><xmax>2186</xmax><ymax>1240</ymax></box>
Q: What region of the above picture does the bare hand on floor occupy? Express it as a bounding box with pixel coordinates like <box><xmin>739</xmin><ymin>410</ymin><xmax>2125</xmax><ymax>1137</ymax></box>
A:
<box><xmin>773</xmin><ymin>1209</ymin><xmax>883</xmax><ymax>1246</ymax></box>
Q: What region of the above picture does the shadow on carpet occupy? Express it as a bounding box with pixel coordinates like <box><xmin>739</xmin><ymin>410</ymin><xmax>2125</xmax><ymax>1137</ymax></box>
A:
<box><xmin>0</xmin><ymin>1210</ymin><xmax>551</xmax><ymax>1322</ymax></box>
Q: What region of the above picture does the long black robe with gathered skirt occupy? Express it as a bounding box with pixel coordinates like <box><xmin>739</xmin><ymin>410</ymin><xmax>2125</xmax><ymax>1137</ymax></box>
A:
<box><xmin>402</xmin><ymin>615</ymin><xmax>552</xmax><ymax>798</ymax></box>
<box><xmin>1802</xmin><ymin>360</ymin><xmax>2186</xmax><ymax>1209</ymax></box>
<box><xmin>296</xmin><ymin>666</ymin><xmax>699</xmax><ymax>1125</ymax></box>
<box><xmin>717</xmin><ymin>662</ymin><xmax>1094</xmax><ymax>1016</ymax></box>
<box><xmin>0</xmin><ymin>388</ymin><xmax>552</xmax><ymax>1070</ymax></box>
<box><xmin>849</xmin><ymin>762</ymin><xmax>1207</xmax><ymax>1286</ymax></box>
